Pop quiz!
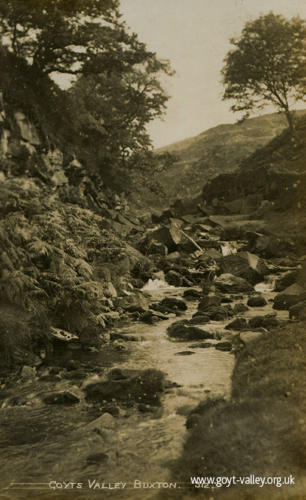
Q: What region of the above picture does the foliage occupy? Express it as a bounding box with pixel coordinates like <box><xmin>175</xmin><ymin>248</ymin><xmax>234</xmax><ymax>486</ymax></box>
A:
<box><xmin>222</xmin><ymin>13</ymin><xmax>306</xmax><ymax>130</ymax></box>
<box><xmin>0</xmin><ymin>0</ymin><xmax>121</xmax><ymax>75</ymax></box>
<box><xmin>0</xmin><ymin>172</ymin><xmax>129</xmax><ymax>360</ymax></box>
<box><xmin>0</xmin><ymin>0</ymin><xmax>173</xmax><ymax>185</ymax></box>
<box><xmin>70</xmin><ymin>54</ymin><xmax>172</xmax><ymax>180</ymax></box>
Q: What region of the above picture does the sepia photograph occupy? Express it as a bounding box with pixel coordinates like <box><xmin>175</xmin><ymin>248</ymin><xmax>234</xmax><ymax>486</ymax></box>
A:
<box><xmin>0</xmin><ymin>1</ymin><xmax>306</xmax><ymax>499</ymax></box>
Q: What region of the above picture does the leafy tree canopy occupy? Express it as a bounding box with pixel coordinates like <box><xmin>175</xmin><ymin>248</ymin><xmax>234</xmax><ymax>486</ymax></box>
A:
<box><xmin>222</xmin><ymin>13</ymin><xmax>306</xmax><ymax>129</ymax></box>
<box><xmin>0</xmin><ymin>1</ymin><xmax>173</xmax><ymax>185</ymax></box>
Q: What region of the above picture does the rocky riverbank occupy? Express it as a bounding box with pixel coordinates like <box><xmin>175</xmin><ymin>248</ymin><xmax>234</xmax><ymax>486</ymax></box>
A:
<box><xmin>1</xmin><ymin>193</ymin><xmax>305</xmax><ymax>499</ymax></box>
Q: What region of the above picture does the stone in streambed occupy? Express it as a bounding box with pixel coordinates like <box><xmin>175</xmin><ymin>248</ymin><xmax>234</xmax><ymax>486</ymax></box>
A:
<box><xmin>42</xmin><ymin>391</ymin><xmax>80</xmax><ymax>405</ymax></box>
<box><xmin>247</xmin><ymin>295</ymin><xmax>267</xmax><ymax>307</ymax></box>
<box><xmin>198</xmin><ymin>295</ymin><xmax>222</xmax><ymax>311</ymax></box>
<box><xmin>183</xmin><ymin>289</ymin><xmax>202</xmax><ymax>300</ymax></box>
<box><xmin>175</xmin><ymin>351</ymin><xmax>195</xmax><ymax>356</ymax></box>
<box><xmin>84</xmin><ymin>369</ymin><xmax>165</xmax><ymax>406</ymax></box>
<box><xmin>140</xmin><ymin>310</ymin><xmax>168</xmax><ymax>324</ymax></box>
<box><xmin>85</xmin><ymin>412</ymin><xmax>116</xmax><ymax>432</ymax></box>
<box><xmin>189</xmin><ymin>314</ymin><xmax>210</xmax><ymax>325</ymax></box>
<box><xmin>248</xmin><ymin>314</ymin><xmax>279</xmax><ymax>329</ymax></box>
<box><xmin>207</xmin><ymin>305</ymin><xmax>233</xmax><ymax>321</ymax></box>
<box><xmin>219</xmin><ymin>252</ymin><xmax>269</xmax><ymax>285</ymax></box>
<box><xmin>225</xmin><ymin>317</ymin><xmax>248</xmax><ymax>331</ymax></box>
<box><xmin>233</xmin><ymin>303</ymin><xmax>249</xmax><ymax>314</ymax></box>
<box><xmin>215</xmin><ymin>341</ymin><xmax>232</xmax><ymax>351</ymax></box>
<box><xmin>153</xmin><ymin>297</ymin><xmax>187</xmax><ymax>313</ymax></box>
<box><xmin>240</xmin><ymin>331</ymin><xmax>264</xmax><ymax>346</ymax></box>
<box><xmin>273</xmin><ymin>284</ymin><xmax>306</xmax><ymax>310</ymax></box>
<box><xmin>167</xmin><ymin>320</ymin><xmax>213</xmax><ymax>341</ymax></box>
<box><xmin>166</xmin><ymin>270</ymin><xmax>184</xmax><ymax>286</ymax></box>
<box><xmin>274</xmin><ymin>270</ymin><xmax>298</xmax><ymax>292</ymax></box>
<box><xmin>215</xmin><ymin>274</ymin><xmax>253</xmax><ymax>294</ymax></box>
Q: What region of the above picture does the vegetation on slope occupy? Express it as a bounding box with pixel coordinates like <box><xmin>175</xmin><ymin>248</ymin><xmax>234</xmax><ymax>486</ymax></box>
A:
<box><xmin>173</xmin><ymin>321</ymin><xmax>306</xmax><ymax>499</ymax></box>
<box><xmin>154</xmin><ymin>112</ymin><xmax>293</xmax><ymax>201</ymax></box>
<box><xmin>0</xmin><ymin>171</ymin><xmax>133</xmax><ymax>367</ymax></box>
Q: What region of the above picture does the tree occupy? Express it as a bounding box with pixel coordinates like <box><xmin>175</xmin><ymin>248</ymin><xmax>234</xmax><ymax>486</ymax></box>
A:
<box><xmin>0</xmin><ymin>0</ymin><xmax>121</xmax><ymax>74</ymax></box>
<box><xmin>222</xmin><ymin>13</ymin><xmax>306</xmax><ymax>130</ymax></box>
<box><xmin>70</xmin><ymin>50</ymin><xmax>172</xmax><ymax>181</ymax></box>
<box><xmin>0</xmin><ymin>1</ymin><xmax>173</xmax><ymax>184</ymax></box>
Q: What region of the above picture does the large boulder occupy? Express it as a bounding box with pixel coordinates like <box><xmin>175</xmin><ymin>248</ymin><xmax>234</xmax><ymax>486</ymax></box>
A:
<box><xmin>240</xmin><ymin>331</ymin><xmax>264</xmax><ymax>346</ymax></box>
<box><xmin>273</xmin><ymin>283</ymin><xmax>306</xmax><ymax>310</ymax></box>
<box><xmin>225</xmin><ymin>317</ymin><xmax>248</xmax><ymax>331</ymax></box>
<box><xmin>116</xmin><ymin>291</ymin><xmax>149</xmax><ymax>312</ymax></box>
<box><xmin>247</xmin><ymin>295</ymin><xmax>267</xmax><ymax>307</ymax></box>
<box><xmin>153</xmin><ymin>297</ymin><xmax>187</xmax><ymax>314</ymax></box>
<box><xmin>274</xmin><ymin>270</ymin><xmax>298</xmax><ymax>292</ymax></box>
<box><xmin>198</xmin><ymin>295</ymin><xmax>222</xmax><ymax>311</ymax></box>
<box><xmin>167</xmin><ymin>320</ymin><xmax>214</xmax><ymax>341</ymax></box>
<box><xmin>141</xmin><ymin>223</ymin><xmax>183</xmax><ymax>253</ymax></box>
<box><xmin>219</xmin><ymin>252</ymin><xmax>269</xmax><ymax>285</ymax></box>
<box><xmin>248</xmin><ymin>314</ymin><xmax>279</xmax><ymax>329</ymax></box>
<box><xmin>214</xmin><ymin>273</ymin><xmax>253</xmax><ymax>294</ymax></box>
<box><xmin>84</xmin><ymin>369</ymin><xmax>165</xmax><ymax>406</ymax></box>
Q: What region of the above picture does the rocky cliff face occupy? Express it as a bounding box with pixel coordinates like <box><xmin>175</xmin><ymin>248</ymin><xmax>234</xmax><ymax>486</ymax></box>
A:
<box><xmin>202</xmin><ymin>115</ymin><xmax>306</xmax><ymax>212</ymax></box>
<box><xmin>0</xmin><ymin>95</ymin><xmax>153</xmax><ymax>369</ymax></box>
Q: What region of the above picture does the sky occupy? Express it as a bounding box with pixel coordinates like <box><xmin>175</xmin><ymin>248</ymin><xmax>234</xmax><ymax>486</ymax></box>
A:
<box><xmin>120</xmin><ymin>0</ymin><xmax>306</xmax><ymax>148</ymax></box>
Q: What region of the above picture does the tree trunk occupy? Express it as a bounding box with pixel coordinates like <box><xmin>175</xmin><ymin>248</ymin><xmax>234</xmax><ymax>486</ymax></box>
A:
<box><xmin>284</xmin><ymin>108</ymin><xmax>295</xmax><ymax>134</ymax></box>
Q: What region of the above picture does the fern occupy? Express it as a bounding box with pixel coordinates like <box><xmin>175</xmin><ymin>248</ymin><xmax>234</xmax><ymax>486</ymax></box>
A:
<box><xmin>27</xmin><ymin>238</ymin><xmax>53</xmax><ymax>257</ymax></box>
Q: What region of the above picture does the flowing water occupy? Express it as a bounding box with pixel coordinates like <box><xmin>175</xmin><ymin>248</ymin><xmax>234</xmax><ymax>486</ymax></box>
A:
<box><xmin>0</xmin><ymin>273</ymin><xmax>289</xmax><ymax>500</ymax></box>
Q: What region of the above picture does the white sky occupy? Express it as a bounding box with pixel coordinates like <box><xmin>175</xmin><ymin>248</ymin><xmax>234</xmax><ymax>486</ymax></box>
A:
<box><xmin>120</xmin><ymin>0</ymin><xmax>306</xmax><ymax>148</ymax></box>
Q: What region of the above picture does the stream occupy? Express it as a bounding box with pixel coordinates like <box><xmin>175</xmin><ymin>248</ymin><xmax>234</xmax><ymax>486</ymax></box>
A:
<box><xmin>0</xmin><ymin>265</ymin><xmax>289</xmax><ymax>500</ymax></box>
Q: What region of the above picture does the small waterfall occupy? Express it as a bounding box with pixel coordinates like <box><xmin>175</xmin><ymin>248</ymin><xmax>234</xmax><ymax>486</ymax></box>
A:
<box><xmin>255</xmin><ymin>275</ymin><xmax>276</xmax><ymax>293</ymax></box>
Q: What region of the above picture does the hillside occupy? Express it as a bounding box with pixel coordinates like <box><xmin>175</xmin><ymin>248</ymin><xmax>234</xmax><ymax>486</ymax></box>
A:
<box><xmin>155</xmin><ymin>111</ymin><xmax>306</xmax><ymax>201</ymax></box>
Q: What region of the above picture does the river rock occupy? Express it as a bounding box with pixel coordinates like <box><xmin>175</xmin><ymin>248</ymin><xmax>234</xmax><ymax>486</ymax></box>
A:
<box><xmin>153</xmin><ymin>297</ymin><xmax>187</xmax><ymax>313</ymax></box>
<box><xmin>206</xmin><ymin>305</ymin><xmax>233</xmax><ymax>321</ymax></box>
<box><xmin>189</xmin><ymin>314</ymin><xmax>210</xmax><ymax>325</ymax></box>
<box><xmin>198</xmin><ymin>295</ymin><xmax>222</xmax><ymax>311</ymax></box>
<box><xmin>274</xmin><ymin>270</ymin><xmax>298</xmax><ymax>292</ymax></box>
<box><xmin>84</xmin><ymin>369</ymin><xmax>165</xmax><ymax>406</ymax></box>
<box><xmin>140</xmin><ymin>310</ymin><xmax>168</xmax><ymax>324</ymax></box>
<box><xmin>240</xmin><ymin>331</ymin><xmax>264</xmax><ymax>346</ymax></box>
<box><xmin>248</xmin><ymin>314</ymin><xmax>279</xmax><ymax>329</ymax></box>
<box><xmin>183</xmin><ymin>289</ymin><xmax>202</xmax><ymax>300</ymax></box>
<box><xmin>42</xmin><ymin>391</ymin><xmax>80</xmax><ymax>405</ymax></box>
<box><xmin>165</xmin><ymin>270</ymin><xmax>184</xmax><ymax>286</ymax></box>
<box><xmin>247</xmin><ymin>296</ymin><xmax>267</xmax><ymax>307</ymax></box>
<box><xmin>253</xmin><ymin>235</ymin><xmax>283</xmax><ymax>258</ymax></box>
<box><xmin>219</xmin><ymin>252</ymin><xmax>269</xmax><ymax>285</ymax></box>
<box><xmin>233</xmin><ymin>303</ymin><xmax>249</xmax><ymax>314</ymax></box>
<box><xmin>273</xmin><ymin>283</ymin><xmax>306</xmax><ymax>310</ymax></box>
<box><xmin>225</xmin><ymin>317</ymin><xmax>248</xmax><ymax>331</ymax></box>
<box><xmin>215</xmin><ymin>341</ymin><xmax>232</xmax><ymax>351</ymax></box>
<box><xmin>86</xmin><ymin>412</ymin><xmax>116</xmax><ymax>432</ymax></box>
<box><xmin>116</xmin><ymin>291</ymin><xmax>149</xmax><ymax>313</ymax></box>
<box><xmin>215</xmin><ymin>274</ymin><xmax>253</xmax><ymax>294</ymax></box>
<box><xmin>167</xmin><ymin>320</ymin><xmax>214</xmax><ymax>341</ymax></box>
<box><xmin>143</xmin><ymin>224</ymin><xmax>183</xmax><ymax>253</ymax></box>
